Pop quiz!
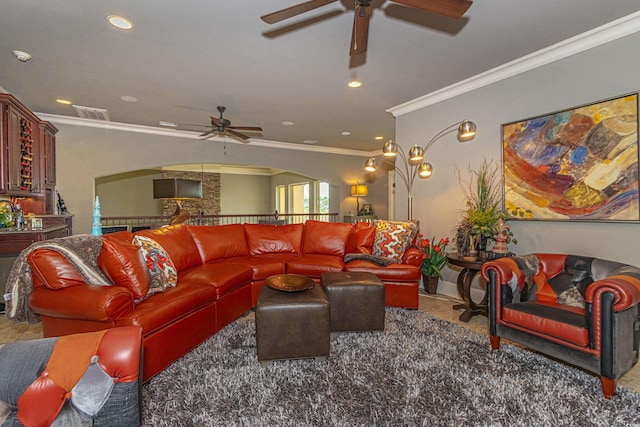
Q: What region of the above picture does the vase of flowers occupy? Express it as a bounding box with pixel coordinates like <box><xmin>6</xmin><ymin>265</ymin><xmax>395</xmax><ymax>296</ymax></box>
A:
<box><xmin>415</xmin><ymin>234</ymin><xmax>450</xmax><ymax>294</ymax></box>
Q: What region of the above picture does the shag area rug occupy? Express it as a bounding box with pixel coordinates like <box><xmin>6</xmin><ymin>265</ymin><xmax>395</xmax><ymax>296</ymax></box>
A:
<box><xmin>142</xmin><ymin>309</ymin><xmax>640</xmax><ymax>426</ymax></box>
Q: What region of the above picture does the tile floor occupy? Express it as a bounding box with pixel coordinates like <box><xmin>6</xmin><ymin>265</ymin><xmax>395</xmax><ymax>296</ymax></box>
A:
<box><xmin>2</xmin><ymin>292</ymin><xmax>639</xmax><ymax>394</ymax></box>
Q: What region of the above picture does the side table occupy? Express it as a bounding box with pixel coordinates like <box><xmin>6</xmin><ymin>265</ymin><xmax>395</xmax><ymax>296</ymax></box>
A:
<box><xmin>445</xmin><ymin>253</ymin><xmax>493</xmax><ymax>322</ymax></box>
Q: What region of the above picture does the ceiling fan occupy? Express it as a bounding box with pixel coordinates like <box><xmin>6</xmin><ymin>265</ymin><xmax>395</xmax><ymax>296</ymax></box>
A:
<box><xmin>187</xmin><ymin>106</ymin><xmax>263</xmax><ymax>142</ymax></box>
<box><xmin>261</xmin><ymin>0</ymin><xmax>473</xmax><ymax>56</ymax></box>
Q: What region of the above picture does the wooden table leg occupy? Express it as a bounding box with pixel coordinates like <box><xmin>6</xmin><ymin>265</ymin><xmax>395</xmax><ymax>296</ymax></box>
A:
<box><xmin>452</xmin><ymin>267</ymin><xmax>487</xmax><ymax>322</ymax></box>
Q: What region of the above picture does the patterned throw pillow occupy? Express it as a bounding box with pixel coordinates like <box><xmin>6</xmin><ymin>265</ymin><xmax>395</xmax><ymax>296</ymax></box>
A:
<box><xmin>132</xmin><ymin>235</ymin><xmax>178</xmax><ymax>298</ymax></box>
<box><xmin>371</xmin><ymin>220</ymin><xmax>418</xmax><ymax>263</ymax></box>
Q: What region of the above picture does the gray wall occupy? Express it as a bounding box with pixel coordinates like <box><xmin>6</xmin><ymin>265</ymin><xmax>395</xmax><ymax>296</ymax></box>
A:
<box><xmin>52</xmin><ymin>124</ymin><xmax>384</xmax><ymax>233</ymax></box>
<box><xmin>393</xmin><ymin>29</ymin><xmax>640</xmax><ymax>295</ymax></box>
<box><xmin>220</xmin><ymin>174</ymin><xmax>271</xmax><ymax>215</ymax></box>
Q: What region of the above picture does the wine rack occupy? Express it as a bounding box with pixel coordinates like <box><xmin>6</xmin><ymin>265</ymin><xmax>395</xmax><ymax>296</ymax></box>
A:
<box><xmin>19</xmin><ymin>117</ymin><xmax>34</xmax><ymax>191</ymax></box>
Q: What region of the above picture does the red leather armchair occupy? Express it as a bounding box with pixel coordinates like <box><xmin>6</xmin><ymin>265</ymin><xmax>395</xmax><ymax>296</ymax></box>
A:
<box><xmin>482</xmin><ymin>253</ymin><xmax>640</xmax><ymax>399</ymax></box>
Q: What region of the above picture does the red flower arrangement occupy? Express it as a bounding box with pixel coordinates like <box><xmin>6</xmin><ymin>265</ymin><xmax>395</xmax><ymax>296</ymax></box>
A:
<box><xmin>415</xmin><ymin>234</ymin><xmax>450</xmax><ymax>278</ymax></box>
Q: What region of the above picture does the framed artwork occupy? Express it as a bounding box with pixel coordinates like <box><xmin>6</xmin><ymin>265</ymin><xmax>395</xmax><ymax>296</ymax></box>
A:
<box><xmin>501</xmin><ymin>93</ymin><xmax>639</xmax><ymax>222</ymax></box>
<box><xmin>359</xmin><ymin>204</ymin><xmax>373</xmax><ymax>215</ymax></box>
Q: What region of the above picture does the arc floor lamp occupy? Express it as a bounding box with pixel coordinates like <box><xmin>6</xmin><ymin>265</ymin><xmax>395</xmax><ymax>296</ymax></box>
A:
<box><xmin>364</xmin><ymin>120</ymin><xmax>477</xmax><ymax>220</ymax></box>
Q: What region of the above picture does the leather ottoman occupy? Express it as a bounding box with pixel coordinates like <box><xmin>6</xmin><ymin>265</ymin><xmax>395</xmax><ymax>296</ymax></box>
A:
<box><xmin>320</xmin><ymin>271</ymin><xmax>385</xmax><ymax>332</ymax></box>
<box><xmin>255</xmin><ymin>278</ymin><xmax>330</xmax><ymax>365</ymax></box>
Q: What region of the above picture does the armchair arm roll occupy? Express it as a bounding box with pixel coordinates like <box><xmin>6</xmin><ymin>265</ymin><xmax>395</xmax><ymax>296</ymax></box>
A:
<box><xmin>481</xmin><ymin>259</ymin><xmax>518</xmax><ymax>286</ymax></box>
<box><xmin>29</xmin><ymin>285</ymin><xmax>135</xmax><ymax>322</ymax></box>
<box><xmin>586</xmin><ymin>275</ymin><xmax>640</xmax><ymax>312</ymax></box>
<box><xmin>402</xmin><ymin>247</ymin><xmax>423</xmax><ymax>267</ymax></box>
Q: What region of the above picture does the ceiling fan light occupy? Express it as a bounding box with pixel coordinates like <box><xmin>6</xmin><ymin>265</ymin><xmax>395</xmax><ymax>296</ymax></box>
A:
<box><xmin>418</xmin><ymin>162</ymin><xmax>433</xmax><ymax>178</ymax></box>
<box><xmin>382</xmin><ymin>140</ymin><xmax>397</xmax><ymax>157</ymax></box>
<box><xmin>458</xmin><ymin>120</ymin><xmax>477</xmax><ymax>140</ymax></box>
<box><xmin>364</xmin><ymin>158</ymin><xmax>378</xmax><ymax>172</ymax></box>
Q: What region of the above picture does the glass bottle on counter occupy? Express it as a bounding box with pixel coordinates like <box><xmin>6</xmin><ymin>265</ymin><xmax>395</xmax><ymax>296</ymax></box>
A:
<box><xmin>15</xmin><ymin>204</ymin><xmax>24</xmax><ymax>230</ymax></box>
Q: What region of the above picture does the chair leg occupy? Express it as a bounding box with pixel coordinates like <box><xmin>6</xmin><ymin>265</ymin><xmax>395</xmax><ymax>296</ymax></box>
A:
<box><xmin>600</xmin><ymin>376</ymin><xmax>616</xmax><ymax>399</ymax></box>
<box><xmin>490</xmin><ymin>335</ymin><xmax>501</xmax><ymax>350</ymax></box>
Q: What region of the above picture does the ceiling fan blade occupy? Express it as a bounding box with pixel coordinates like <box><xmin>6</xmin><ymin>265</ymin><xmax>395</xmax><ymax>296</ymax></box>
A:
<box><xmin>210</xmin><ymin>116</ymin><xmax>223</xmax><ymax>126</ymax></box>
<box><xmin>199</xmin><ymin>129</ymin><xmax>216</xmax><ymax>138</ymax></box>
<box><xmin>226</xmin><ymin>129</ymin><xmax>251</xmax><ymax>141</ymax></box>
<box><xmin>261</xmin><ymin>0</ymin><xmax>338</xmax><ymax>24</ymax></box>
<box><xmin>390</xmin><ymin>0</ymin><xmax>472</xmax><ymax>19</ymax></box>
<box><xmin>228</xmin><ymin>126</ymin><xmax>263</xmax><ymax>132</ymax></box>
<box><xmin>350</xmin><ymin>4</ymin><xmax>371</xmax><ymax>56</ymax></box>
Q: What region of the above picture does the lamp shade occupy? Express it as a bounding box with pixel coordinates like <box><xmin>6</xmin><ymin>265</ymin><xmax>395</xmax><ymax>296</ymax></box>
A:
<box><xmin>350</xmin><ymin>184</ymin><xmax>368</xmax><ymax>197</ymax></box>
<box><xmin>153</xmin><ymin>178</ymin><xmax>203</xmax><ymax>199</ymax></box>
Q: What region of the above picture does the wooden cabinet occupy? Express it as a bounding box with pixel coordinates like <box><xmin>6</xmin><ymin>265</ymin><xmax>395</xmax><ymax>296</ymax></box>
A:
<box><xmin>0</xmin><ymin>94</ymin><xmax>58</xmax><ymax>211</ymax></box>
<box><xmin>0</xmin><ymin>225</ymin><xmax>70</xmax><ymax>256</ymax></box>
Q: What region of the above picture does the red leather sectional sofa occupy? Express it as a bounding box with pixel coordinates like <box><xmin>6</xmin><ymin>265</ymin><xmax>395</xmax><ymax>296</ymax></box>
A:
<box><xmin>26</xmin><ymin>220</ymin><xmax>421</xmax><ymax>381</ymax></box>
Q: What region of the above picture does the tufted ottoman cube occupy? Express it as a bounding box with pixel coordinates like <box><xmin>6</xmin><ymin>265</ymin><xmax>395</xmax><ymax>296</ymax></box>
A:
<box><xmin>255</xmin><ymin>275</ymin><xmax>330</xmax><ymax>365</ymax></box>
<box><xmin>320</xmin><ymin>271</ymin><xmax>385</xmax><ymax>332</ymax></box>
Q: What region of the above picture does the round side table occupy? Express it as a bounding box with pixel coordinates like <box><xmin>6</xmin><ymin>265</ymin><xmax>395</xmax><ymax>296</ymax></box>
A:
<box><xmin>446</xmin><ymin>253</ymin><xmax>487</xmax><ymax>322</ymax></box>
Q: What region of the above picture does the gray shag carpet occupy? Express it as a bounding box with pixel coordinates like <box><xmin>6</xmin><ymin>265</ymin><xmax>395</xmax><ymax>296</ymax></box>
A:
<box><xmin>142</xmin><ymin>308</ymin><xmax>640</xmax><ymax>426</ymax></box>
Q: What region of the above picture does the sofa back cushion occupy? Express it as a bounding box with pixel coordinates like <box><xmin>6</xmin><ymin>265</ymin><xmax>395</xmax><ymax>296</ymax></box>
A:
<box><xmin>302</xmin><ymin>220</ymin><xmax>352</xmax><ymax>256</ymax></box>
<box><xmin>244</xmin><ymin>223</ymin><xmax>303</xmax><ymax>255</ymax></box>
<box><xmin>98</xmin><ymin>231</ymin><xmax>150</xmax><ymax>299</ymax></box>
<box><xmin>135</xmin><ymin>224</ymin><xmax>201</xmax><ymax>271</ymax></box>
<box><xmin>345</xmin><ymin>222</ymin><xmax>376</xmax><ymax>254</ymax></box>
<box><xmin>28</xmin><ymin>249</ymin><xmax>88</xmax><ymax>290</ymax></box>
<box><xmin>188</xmin><ymin>224</ymin><xmax>249</xmax><ymax>263</ymax></box>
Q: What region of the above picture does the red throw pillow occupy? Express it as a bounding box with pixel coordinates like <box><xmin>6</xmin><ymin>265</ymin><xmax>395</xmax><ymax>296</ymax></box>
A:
<box><xmin>98</xmin><ymin>231</ymin><xmax>150</xmax><ymax>300</ymax></box>
<box><xmin>345</xmin><ymin>222</ymin><xmax>376</xmax><ymax>254</ymax></box>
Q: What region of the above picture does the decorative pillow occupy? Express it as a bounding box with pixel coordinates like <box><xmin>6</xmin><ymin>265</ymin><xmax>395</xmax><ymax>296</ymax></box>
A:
<box><xmin>132</xmin><ymin>235</ymin><xmax>178</xmax><ymax>298</ymax></box>
<box><xmin>371</xmin><ymin>220</ymin><xmax>418</xmax><ymax>263</ymax></box>
<box><xmin>345</xmin><ymin>222</ymin><xmax>376</xmax><ymax>255</ymax></box>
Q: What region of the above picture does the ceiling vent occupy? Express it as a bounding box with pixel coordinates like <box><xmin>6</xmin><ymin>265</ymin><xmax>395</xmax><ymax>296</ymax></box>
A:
<box><xmin>72</xmin><ymin>104</ymin><xmax>111</xmax><ymax>121</ymax></box>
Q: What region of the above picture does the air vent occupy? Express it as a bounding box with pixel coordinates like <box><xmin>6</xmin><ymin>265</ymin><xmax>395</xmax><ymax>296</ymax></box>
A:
<box><xmin>72</xmin><ymin>105</ymin><xmax>111</xmax><ymax>121</ymax></box>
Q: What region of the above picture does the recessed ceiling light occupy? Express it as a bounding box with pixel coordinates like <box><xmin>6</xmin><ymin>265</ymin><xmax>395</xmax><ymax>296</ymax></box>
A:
<box><xmin>159</xmin><ymin>121</ymin><xmax>177</xmax><ymax>127</ymax></box>
<box><xmin>108</xmin><ymin>15</ymin><xmax>133</xmax><ymax>30</ymax></box>
<box><xmin>375</xmin><ymin>136</ymin><xmax>384</xmax><ymax>140</ymax></box>
<box><xmin>56</xmin><ymin>99</ymin><xmax>72</xmax><ymax>105</ymax></box>
<box><xmin>348</xmin><ymin>80</ymin><xmax>362</xmax><ymax>88</ymax></box>
<box><xmin>120</xmin><ymin>95</ymin><xmax>138</xmax><ymax>103</ymax></box>
<box><xmin>302</xmin><ymin>139</ymin><xmax>317</xmax><ymax>144</ymax></box>
<box><xmin>281</xmin><ymin>121</ymin><xmax>294</xmax><ymax>126</ymax></box>
<box><xmin>13</xmin><ymin>50</ymin><xmax>31</xmax><ymax>62</ymax></box>
<box><xmin>341</xmin><ymin>131</ymin><xmax>351</xmax><ymax>136</ymax></box>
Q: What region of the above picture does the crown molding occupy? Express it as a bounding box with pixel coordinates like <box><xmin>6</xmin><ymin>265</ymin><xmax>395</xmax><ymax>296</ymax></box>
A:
<box><xmin>36</xmin><ymin>113</ymin><xmax>374</xmax><ymax>158</ymax></box>
<box><xmin>388</xmin><ymin>11</ymin><xmax>640</xmax><ymax>117</ymax></box>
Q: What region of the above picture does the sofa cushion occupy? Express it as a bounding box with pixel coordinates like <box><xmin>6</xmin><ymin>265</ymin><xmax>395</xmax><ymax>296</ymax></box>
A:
<box><xmin>135</xmin><ymin>225</ymin><xmax>202</xmax><ymax>272</ymax></box>
<box><xmin>502</xmin><ymin>301</ymin><xmax>588</xmax><ymax>347</ymax></box>
<box><xmin>344</xmin><ymin>259</ymin><xmax>421</xmax><ymax>281</ymax></box>
<box><xmin>244</xmin><ymin>223</ymin><xmax>303</xmax><ymax>255</ymax></box>
<box><xmin>302</xmin><ymin>220</ymin><xmax>352</xmax><ymax>256</ymax></box>
<box><xmin>188</xmin><ymin>224</ymin><xmax>249</xmax><ymax>263</ymax></box>
<box><xmin>132</xmin><ymin>236</ymin><xmax>178</xmax><ymax>297</ymax></box>
<box><xmin>223</xmin><ymin>254</ymin><xmax>295</xmax><ymax>280</ymax></box>
<box><xmin>345</xmin><ymin>222</ymin><xmax>376</xmax><ymax>255</ymax></box>
<box><xmin>98</xmin><ymin>231</ymin><xmax>150</xmax><ymax>300</ymax></box>
<box><xmin>179</xmin><ymin>264</ymin><xmax>253</xmax><ymax>300</ymax></box>
<box><xmin>372</xmin><ymin>220</ymin><xmax>418</xmax><ymax>262</ymax></box>
<box><xmin>286</xmin><ymin>254</ymin><xmax>345</xmax><ymax>277</ymax></box>
<box><xmin>116</xmin><ymin>282</ymin><xmax>217</xmax><ymax>335</ymax></box>
<box><xmin>28</xmin><ymin>250</ymin><xmax>88</xmax><ymax>290</ymax></box>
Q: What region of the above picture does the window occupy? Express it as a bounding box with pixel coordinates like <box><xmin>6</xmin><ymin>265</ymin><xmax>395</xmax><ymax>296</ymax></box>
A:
<box><xmin>276</xmin><ymin>185</ymin><xmax>286</xmax><ymax>214</ymax></box>
<box><xmin>317</xmin><ymin>182</ymin><xmax>329</xmax><ymax>213</ymax></box>
<box><xmin>290</xmin><ymin>183</ymin><xmax>309</xmax><ymax>213</ymax></box>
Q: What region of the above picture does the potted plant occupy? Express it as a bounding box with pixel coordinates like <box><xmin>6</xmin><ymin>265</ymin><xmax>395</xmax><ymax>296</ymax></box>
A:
<box><xmin>455</xmin><ymin>159</ymin><xmax>515</xmax><ymax>255</ymax></box>
<box><xmin>415</xmin><ymin>234</ymin><xmax>449</xmax><ymax>294</ymax></box>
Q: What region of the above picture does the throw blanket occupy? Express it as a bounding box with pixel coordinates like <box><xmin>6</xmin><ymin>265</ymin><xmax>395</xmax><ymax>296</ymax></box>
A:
<box><xmin>4</xmin><ymin>234</ymin><xmax>112</xmax><ymax>323</ymax></box>
<box><xmin>344</xmin><ymin>253</ymin><xmax>395</xmax><ymax>267</ymax></box>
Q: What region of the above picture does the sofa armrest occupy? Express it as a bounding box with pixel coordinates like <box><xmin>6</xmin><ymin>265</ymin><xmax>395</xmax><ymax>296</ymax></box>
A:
<box><xmin>586</xmin><ymin>275</ymin><xmax>640</xmax><ymax>312</ymax></box>
<box><xmin>401</xmin><ymin>247</ymin><xmax>423</xmax><ymax>267</ymax></box>
<box><xmin>29</xmin><ymin>285</ymin><xmax>135</xmax><ymax>322</ymax></box>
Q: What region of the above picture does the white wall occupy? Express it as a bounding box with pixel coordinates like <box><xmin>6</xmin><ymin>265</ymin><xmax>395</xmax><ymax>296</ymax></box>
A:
<box><xmin>220</xmin><ymin>174</ymin><xmax>271</xmax><ymax>215</ymax></box>
<box><xmin>393</xmin><ymin>28</ymin><xmax>640</xmax><ymax>296</ymax></box>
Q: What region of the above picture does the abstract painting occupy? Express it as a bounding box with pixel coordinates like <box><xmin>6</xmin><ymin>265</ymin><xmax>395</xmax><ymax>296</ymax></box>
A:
<box><xmin>502</xmin><ymin>93</ymin><xmax>639</xmax><ymax>222</ymax></box>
